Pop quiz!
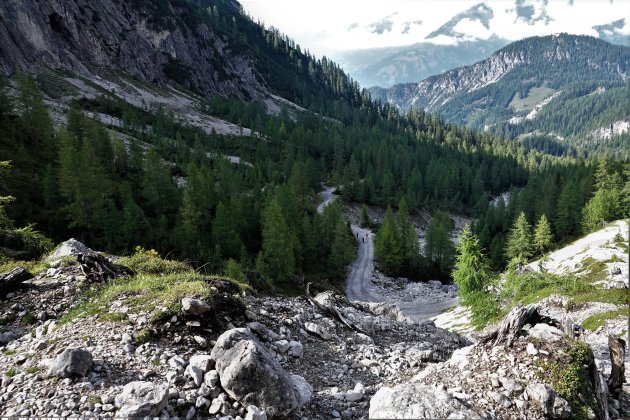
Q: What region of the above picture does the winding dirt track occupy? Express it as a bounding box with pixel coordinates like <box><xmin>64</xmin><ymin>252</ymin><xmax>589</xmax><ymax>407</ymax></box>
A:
<box><xmin>317</xmin><ymin>187</ymin><xmax>457</xmax><ymax>319</ymax></box>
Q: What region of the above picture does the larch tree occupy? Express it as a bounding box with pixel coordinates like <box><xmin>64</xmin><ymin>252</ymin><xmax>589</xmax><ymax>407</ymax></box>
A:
<box><xmin>532</xmin><ymin>214</ymin><xmax>553</xmax><ymax>256</ymax></box>
<box><xmin>506</xmin><ymin>212</ymin><xmax>532</xmax><ymax>266</ymax></box>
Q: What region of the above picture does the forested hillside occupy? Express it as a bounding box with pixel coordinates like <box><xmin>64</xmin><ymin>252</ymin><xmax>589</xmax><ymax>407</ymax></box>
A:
<box><xmin>371</xmin><ymin>34</ymin><xmax>630</xmax><ymax>157</ymax></box>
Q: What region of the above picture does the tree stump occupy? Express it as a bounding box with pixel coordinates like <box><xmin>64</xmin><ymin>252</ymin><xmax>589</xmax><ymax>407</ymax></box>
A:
<box><xmin>607</xmin><ymin>334</ymin><xmax>626</xmax><ymax>399</ymax></box>
<box><xmin>77</xmin><ymin>254</ymin><xmax>134</xmax><ymax>282</ymax></box>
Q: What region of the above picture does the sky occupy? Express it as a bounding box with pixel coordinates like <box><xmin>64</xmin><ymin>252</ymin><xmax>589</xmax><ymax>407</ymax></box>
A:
<box><xmin>240</xmin><ymin>0</ymin><xmax>630</xmax><ymax>56</ymax></box>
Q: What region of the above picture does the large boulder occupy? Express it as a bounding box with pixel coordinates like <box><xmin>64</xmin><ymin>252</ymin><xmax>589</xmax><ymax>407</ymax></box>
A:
<box><xmin>46</xmin><ymin>238</ymin><xmax>93</xmax><ymax>263</ymax></box>
<box><xmin>52</xmin><ymin>348</ymin><xmax>93</xmax><ymax>378</ymax></box>
<box><xmin>115</xmin><ymin>381</ymin><xmax>169</xmax><ymax>417</ymax></box>
<box><xmin>528</xmin><ymin>323</ymin><xmax>565</xmax><ymax>342</ymax></box>
<box><xmin>211</xmin><ymin>328</ymin><xmax>312</xmax><ymax>417</ymax></box>
<box><xmin>369</xmin><ymin>383</ymin><xmax>482</xmax><ymax>419</ymax></box>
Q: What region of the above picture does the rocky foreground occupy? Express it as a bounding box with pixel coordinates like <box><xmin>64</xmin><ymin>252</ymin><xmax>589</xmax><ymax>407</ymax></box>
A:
<box><xmin>0</xmin><ymin>239</ymin><xmax>628</xmax><ymax>419</ymax></box>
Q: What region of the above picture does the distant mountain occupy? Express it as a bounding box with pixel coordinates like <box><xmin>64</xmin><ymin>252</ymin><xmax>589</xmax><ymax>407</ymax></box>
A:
<box><xmin>332</xmin><ymin>37</ymin><xmax>508</xmax><ymax>88</ymax></box>
<box><xmin>370</xmin><ymin>34</ymin><xmax>630</xmax><ymax>154</ymax></box>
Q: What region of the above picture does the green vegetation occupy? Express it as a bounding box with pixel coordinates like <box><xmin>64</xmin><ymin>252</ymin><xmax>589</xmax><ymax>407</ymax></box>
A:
<box><xmin>118</xmin><ymin>247</ymin><xmax>192</xmax><ymax>275</ymax></box>
<box><xmin>509</xmin><ymin>86</ymin><xmax>556</xmax><ymax>112</ymax></box>
<box><xmin>5</xmin><ymin>367</ymin><xmax>16</xmax><ymax>377</ymax></box>
<box><xmin>0</xmin><ymin>259</ymin><xmax>48</xmax><ymax>276</ymax></box>
<box><xmin>537</xmin><ymin>340</ymin><xmax>598</xmax><ymax>418</ymax></box>
<box><xmin>136</xmin><ymin>329</ymin><xmax>152</xmax><ymax>344</ymax></box>
<box><xmin>24</xmin><ymin>365</ymin><xmax>40</xmax><ymax>374</ymax></box>
<box><xmin>452</xmin><ymin>226</ymin><xmax>501</xmax><ymax>327</ymax></box>
<box><xmin>582</xmin><ymin>307</ymin><xmax>630</xmax><ymax>331</ymax></box>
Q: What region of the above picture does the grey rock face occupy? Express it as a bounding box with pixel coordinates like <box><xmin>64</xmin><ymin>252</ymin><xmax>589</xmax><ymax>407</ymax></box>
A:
<box><xmin>369</xmin><ymin>383</ymin><xmax>482</xmax><ymax>419</ymax></box>
<box><xmin>0</xmin><ymin>0</ymin><xmax>262</xmax><ymax>98</ymax></box>
<box><xmin>52</xmin><ymin>348</ymin><xmax>93</xmax><ymax>378</ymax></box>
<box><xmin>114</xmin><ymin>381</ymin><xmax>169</xmax><ymax>418</ymax></box>
<box><xmin>181</xmin><ymin>297</ymin><xmax>211</xmax><ymax>316</ymax></box>
<box><xmin>210</xmin><ymin>328</ymin><xmax>311</xmax><ymax>417</ymax></box>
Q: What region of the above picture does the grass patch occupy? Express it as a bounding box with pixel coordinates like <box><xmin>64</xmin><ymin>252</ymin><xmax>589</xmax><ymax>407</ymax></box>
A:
<box><xmin>6</xmin><ymin>367</ymin><xmax>16</xmax><ymax>377</ymax></box>
<box><xmin>61</xmin><ymin>272</ymin><xmax>211</xmax><ymax>324</ymax></box>
<box><xmin>582</xmin><ymin>307</ymin><xmax>630</xmax><ymax>331</ymax></box>
<box><xmin>21</xmin><ymin>312</ymin><xmax>37</xmax><ymax>325</ymax></box>
<box><xmin>509</xmin><ymin>86</ymin><xmax>556</xmax><ymax>112</ymax></box>
<box><xmin>98</xmin><ymin>312</ymin><xmax>129</xmax><ymax>323</ymax></box>
<box><xmin>136</xmin><ymin>329</ymin><xmax>151</xmax><ymax>344</ymax></box>
<box><xmin>118</xmin><ymin>247</ymin><xmax>193</xmax><ymax>275</ymax></box>
<box><xmin>0</xmin><ymin>259</ymin><xmax>48</xmax><ymax>276</ymax></box>
<box><xmin>24</xmin><ymin>365</ymin><xmax>40</xmax><ymax>374</ymax></box>
<box><xmin>3</xmin><ymin>349</ymin><xmax>16</xmax><ymax>355</ymax></box>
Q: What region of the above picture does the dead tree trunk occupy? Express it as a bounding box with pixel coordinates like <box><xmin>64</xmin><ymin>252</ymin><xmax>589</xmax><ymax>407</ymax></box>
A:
<box><xmin>77</xmin><ymin>254</ymin><xmax>134</xmax><ymax>282</ymax></box>
<box><xmin>587</xmin><ymin>349</ymin><xmax>611</xmax><ymax>420</ymax></box>
<box><xmin>0</xmin><ymin>266</ymin><xmax>32</xmax><ymax>293</ymax></box>
<box><xmin>607</xmin><ymin>334</ymin><xmax>626</xmax><ymax>399</ymax></box>
<box><xmin>306</xmin><ymin>283</ymin><xmax>364</xmax><ymax>333</ymax></box>
<box><xmin>482</xmin><ymin>304</ymin><xmax>543</xmax><ymax>347</ymax></box>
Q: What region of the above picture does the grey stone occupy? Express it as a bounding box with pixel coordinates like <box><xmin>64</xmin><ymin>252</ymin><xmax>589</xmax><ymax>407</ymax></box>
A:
<box><xmin>304</xmin><ymin>322</ymin><xmax>332</xmax><ymax>340</ymax></box>
<box><xmin>0</xmin><ymin>332</ymin><xmax>17</xmax><ymax>346</ymax></box>
<box><xmin>210</xmin><ymin>328</ymin><xmax>312</xmax><ymax>417</ymax></box>
<box><xmin>528</xmin><ymin>323</ymin><xmax>565</xmax><ymax>342</ymax></box>
<box><xmin>287</xmin><ymin>341</ymin><xmax>303</xmax><ymax>358</ymax></box>
<box><xmin>185</xmin><ymin>364</ymin><xmax>203</xmax><ymax>387</ymax></box>
<box><xmin>204</xmin><ymin>370</ymin><xmax>219</xmax><ymax>388</ymax></box>
<box><xmin>274</xmin><ymin>340</ymin><xmax>290</xmax><ymax>354</ymax></box>
<box><xmin>245</xmin><ymin>405</ymin><xmax>267</xmax><ymax>420</ymax></box>
<box><xmin>52</xmin><ymin>348</ymin><xmax>93</xmax><ymax>378</ymax></box>
<box><xmin>370</xmin><ymin>383</ymin><xmax>483</xmax><ymax>419</ymax></box>
<box><xmin>181</xmin><ymin>298</ymin><xmax>211</xmax><ymax>316</ymax></box>
<box><xmin>114</xmin><ymin>381</ymin><xmax>169</xmax><ymax>417</ymax></box>
<box><xmin>526</xmin><ymin>342</ymin><xmax>538</xmax><ymax>355</ymax></box>
<box><xmin>189</xmin><ymin>354</ymin><xmax>214</xmax><ymax>373</ymax></box>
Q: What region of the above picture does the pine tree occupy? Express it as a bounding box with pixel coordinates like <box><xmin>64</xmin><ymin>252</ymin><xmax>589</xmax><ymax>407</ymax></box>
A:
<box><xmin>532</xmin><ymin>214</ymin><xmax>553</xmax><ymax>256</ymax></box>
<box><xmin>397</xmin><ymin>198</ymin><xmax>420</xmax><ymax>276</ymax></box>
<box><xmin>424</xmin><ymin>211</ymin><xmax>454</xmax><ymax>277</ymax></box>
<box><xmin>506</xmin><ymin>212</ymin><xmax>532</xmax><ymax>265</ymax></box>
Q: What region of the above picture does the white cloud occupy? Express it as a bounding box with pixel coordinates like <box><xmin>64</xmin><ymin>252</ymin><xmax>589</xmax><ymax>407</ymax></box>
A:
<box><xmin>240</xmin><ymin>0</ymin><xmax>630</xmax><ymax>56</ymax></box>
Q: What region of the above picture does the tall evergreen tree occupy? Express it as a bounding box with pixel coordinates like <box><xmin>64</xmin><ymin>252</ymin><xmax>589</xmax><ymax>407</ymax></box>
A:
<box><xmin>532</xmin><ymin>214</ymin><xmax>553</xmax><ymax>256</ymax></box>
<box><xmin>506</xmin><ymin>212</ymin><xmax>532</xmax><ymax>265</ymax></box>
<box><xmin>452</xmin><ymin>226</ymin><xmax>493</xmax><ymax>298</ymax></box>
<box><xmin>375</xmin><ymin>206</ymin><xmax>402</xmax><ymax>275</ymax></box>
<box><xmin>257</xmin><ymin>199</ymin><xmax>295</xmax><ymax>283</ymax></box>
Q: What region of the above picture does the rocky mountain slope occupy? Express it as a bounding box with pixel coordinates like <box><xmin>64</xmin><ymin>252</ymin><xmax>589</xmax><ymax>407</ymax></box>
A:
<box><xmin>0</xmin><ymin>0</ymin><xmax>261</xmax><ymax>98</ymax></box>
<box><xmin>1</xmin><ymin>237</ymin><xmax>628</xmax><ymax>418</ymax></box>
<box><xmin>370</xmin><ymin>34</ymin><xmax>630</xmax><ymax>153</ymax></box>
<box><xmin>332</xmin><ymin>37</ymin><xmax>508</xmax><ymax>88</ymax></box>
<box><xmin>0</xmin><ymin>240</ymin><xmax>466</xmax><ymax>418</ymax></box>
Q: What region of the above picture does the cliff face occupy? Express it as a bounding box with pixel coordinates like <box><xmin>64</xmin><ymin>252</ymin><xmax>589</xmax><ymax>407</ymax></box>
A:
<box><xmin>0</xmin><ymin>0</ymin><xmax>263</xmax><ymax>97</ymax></box>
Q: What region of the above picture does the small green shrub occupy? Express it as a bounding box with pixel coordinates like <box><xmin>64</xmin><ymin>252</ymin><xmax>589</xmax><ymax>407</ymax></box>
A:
<box><xmin>24</xmin><ymin>365</ymin><xmax>40</xmax><ymax>374</ymax></box>
<box><xmin>537</xmin><ymin>340</ymin><xmax>597</xmax><ymax>418</ymax></box>
<box><xmin>21</xmin><ymin>312</ymin><xmax>37</xmax><ymax>325</ymax></box>
<box><xmin>6</xmin><ymin>367</ymin><xmax>16</xmax><ymax>377</ymax></box>
<box><xmin>136</xmin><ymin>329</ymin><xmax>151</xmax><ymax>344</ymax></box>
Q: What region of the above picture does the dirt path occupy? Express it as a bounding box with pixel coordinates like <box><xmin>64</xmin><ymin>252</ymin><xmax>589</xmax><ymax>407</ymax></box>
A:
<box><xmin>317</xmin><ymin>188</ymin><xmax>457</xmax><ymax>319</ymax></box>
